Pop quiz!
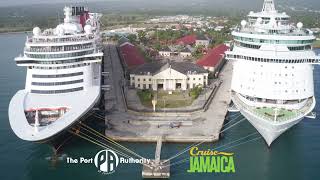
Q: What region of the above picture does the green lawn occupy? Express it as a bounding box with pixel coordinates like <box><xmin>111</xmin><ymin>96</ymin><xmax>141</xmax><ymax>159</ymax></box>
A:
<box><xmin>255</xmin><ymin>107</ymin><xmax>296</xmax><ymax>121</ymax></box>
<box><xmin>313</xmin><ymin>40</ymin><xmax>320</xmax><ymax>48</ymax></box>
<box><xmin>137</xmin><ymin>90</ymin><xmax>195</xmax><ymax>108</ymax></box>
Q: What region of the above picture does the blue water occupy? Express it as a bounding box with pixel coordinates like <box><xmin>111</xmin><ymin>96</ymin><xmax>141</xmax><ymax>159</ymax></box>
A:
<box><xmin>0</xmin><ymin>33</ymin><xmax>320</xmax><ymax>180</ymax></box>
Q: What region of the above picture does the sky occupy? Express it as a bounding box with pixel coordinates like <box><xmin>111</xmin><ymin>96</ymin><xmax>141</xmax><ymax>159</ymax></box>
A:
<box><xmin>0</xmin><ymin>0</ymin><xmax>102</xmax><ymax>7</ymax></box>
<box><xmin>0</xmin><ymin>0</ymin><xmax>319</xmax><ymax>9</ymax></box>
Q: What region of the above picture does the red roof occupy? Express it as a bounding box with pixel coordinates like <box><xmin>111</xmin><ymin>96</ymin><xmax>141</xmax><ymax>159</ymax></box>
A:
<box><xmin>196</xmin><ymin>44</ymin><xmax>229</xmax><ymax>67</ymax></box>
<box><xmin>120</xmin><ymin>44</ymin><xmax>145</xmax><ymax>68</ymax></box>
<box><xmin>175</xmin><ymin>34</ymin><xmax>197</xmax><ymax>45</ymax></box>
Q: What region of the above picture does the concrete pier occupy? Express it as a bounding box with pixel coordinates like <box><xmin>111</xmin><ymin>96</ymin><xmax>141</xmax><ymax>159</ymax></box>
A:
<box><xmin>102</xmin><ymin>44</ymin><xmax>232</xmax><ymax>143</ymax></box>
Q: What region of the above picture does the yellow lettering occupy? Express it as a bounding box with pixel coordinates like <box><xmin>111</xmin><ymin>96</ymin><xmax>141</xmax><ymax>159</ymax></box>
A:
<box><xmin>190</xmin><ymin>147</ymin><xmax>199</xmax><ymax>156</ymax></box>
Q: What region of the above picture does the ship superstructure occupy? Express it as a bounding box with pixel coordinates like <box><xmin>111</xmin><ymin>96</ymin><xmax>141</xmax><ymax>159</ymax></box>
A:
<box><xmin>8</xmin><ymin>6</ymin><xmax>103</xmax><ymax>142</ymax></box>
<box><xmin>226</xmin><ymin>0</ymin><xmax>319</xmax><ymax>146</ymax></box>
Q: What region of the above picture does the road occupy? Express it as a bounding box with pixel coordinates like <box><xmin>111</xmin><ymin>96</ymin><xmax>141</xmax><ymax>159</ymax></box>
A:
<box><xmin>103</xmin><ymin>44</ymin><xmax>126</xmax><ymax>113</ymax></box>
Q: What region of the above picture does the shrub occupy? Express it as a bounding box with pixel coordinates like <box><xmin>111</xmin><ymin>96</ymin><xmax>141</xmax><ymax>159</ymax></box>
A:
<box><xmin>137</xmin><ymin>89</ymin><xmax>152</xmax><ymax>101</ymax></box>
<box><xmin>189</xmin><ymin>86</ymin><xmax>203</xmax><ymax>99</ymax></box>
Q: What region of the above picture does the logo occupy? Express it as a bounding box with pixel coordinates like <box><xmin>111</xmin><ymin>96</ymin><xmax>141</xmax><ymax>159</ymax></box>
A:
<box><xmin>187</xmin><ymin>146</ymin><xmax>236</xmax><ymax>173</ymax></box>
<box><xmin>94</xmin><ymin>149</ymin><xmax>119</xmax><ymax>174</ymax></box>
<box><xmin>66</xmin><ymin>149</ymin><xmax>151</xmax><ymax>175</ymax></box>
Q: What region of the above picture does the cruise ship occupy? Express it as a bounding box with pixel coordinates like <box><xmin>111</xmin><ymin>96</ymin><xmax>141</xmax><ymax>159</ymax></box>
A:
<box><xmin>8</xmin><ymin>6</ymin><xmax>103</xmax><ymax>143</ymax></box>
<box><xmin>226</xmin><ymin>0</ymin><xmax>319</xmax><ymax>146</ymax></box>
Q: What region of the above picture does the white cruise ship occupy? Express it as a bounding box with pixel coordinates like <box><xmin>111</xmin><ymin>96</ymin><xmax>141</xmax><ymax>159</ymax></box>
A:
<box><xmin>226</xmin><ymin>0</ymin><xmax>319</xmax><ymax>146</ymax></box>
<box><xmin>8</xmin><ymin>6</ymin><xmax>103</xmax><ymax>143</ymax></box>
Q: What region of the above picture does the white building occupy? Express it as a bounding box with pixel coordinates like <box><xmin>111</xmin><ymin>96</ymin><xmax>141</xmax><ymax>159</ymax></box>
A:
<box><xmin>158</xmin><ymin>47</ymin><xmax>172</xmax><ymax>57</ymax></box>
<box><xmin>130</xmin><ymin>62</ymin><xmax>208</xmax><ymax>91</ymax></box>
<box><xmin>195</xmin><ymin>35</ymin><xmax>211</xmax><ymax>48</ymax></box>
<box><xmin>179</xmin><ymin>47</ymin><xmax>192</xmax><ymax>58</ymax></box>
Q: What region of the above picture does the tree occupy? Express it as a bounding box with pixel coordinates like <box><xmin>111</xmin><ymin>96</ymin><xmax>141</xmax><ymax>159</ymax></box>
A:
<box><xmin>138</xmin><ymin>30</ymin><xmax>147</xmax><ymax>44</ymax></box>
<box><xmin>127</xmin><ymin>34</ymin><xmax>137</xmax><ymax>44</ymax></box>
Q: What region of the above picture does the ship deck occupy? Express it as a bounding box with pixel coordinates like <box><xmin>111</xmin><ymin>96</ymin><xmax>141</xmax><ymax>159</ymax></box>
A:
<box><xmin>232</xmin><ymin>92</ymin><xmax>314</xmax><ymax>123</ymax></box>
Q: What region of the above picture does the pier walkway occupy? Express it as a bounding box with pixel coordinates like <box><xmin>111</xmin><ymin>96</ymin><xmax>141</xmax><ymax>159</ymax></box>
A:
<box><xmin>142</xmin><ymin>136</ymin><xmax>170</xmax><ymax>178</ymax></box>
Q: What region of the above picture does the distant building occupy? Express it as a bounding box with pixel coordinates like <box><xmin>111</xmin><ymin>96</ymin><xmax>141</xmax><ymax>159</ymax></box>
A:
<box><xmin>130</xmin><ymin>61</ymin><xmax>208</xmax><ymax>91</ymax></box>
<box><xmin>158</xmin><ymin>47</ymin><xmax>172</xmax><ymax>57</ymax></box>
<box><xmin>195</xmin><ymin>35</ymin><xmax>211</xmax><ymax>48</ymax></box>
<box><xmin>119</xmin><ymin>39</ymin><xmax>145</xmax><ymax>69</ymax></box>
<box><xmin>196</xmin><ymin>44</ymin><xmax>229</xmax><ymax>73</ymax></box>
<box><xmin>176</xmin><ymin>34</ymin><xmax>211</xmax><ymax>48</ymax></box>
<box><xmin>175</xmin><ymin>35</ymin><xmax>197</xmax><ymax>46</ymax></box>
<box><xmin>118</xmin><ymin>36</ymin><xmax>131</xmax><ymax>46</ymax></box>
<box><xmin>214</xmin><ymin>26</ymin><xmax>225</xmax><ymax>31</ymax></box>
<box><xmin>179</xmin><ymin>47</ymin><xmax>192</xmax><ymax>58</ymax></box>
<box><xmin>158</xmin><ymin>46</ymin><xmax>193</xmax><ymax>59</ymax></box>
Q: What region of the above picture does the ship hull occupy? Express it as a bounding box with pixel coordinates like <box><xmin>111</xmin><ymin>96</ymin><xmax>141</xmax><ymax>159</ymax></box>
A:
<box><xmin>231</xmin><ymin>94</ymin><xmax>316</xmax><ymax>146</ymax></box>
<box><xmin>8</xmin><ymin>86</ymin><xmax>101</xmax><ymax>143</ymax></box>
<box><xmin>236</xmin><ymin>106</ymin><xmax>303</xmax><ymax>146</ymax></box>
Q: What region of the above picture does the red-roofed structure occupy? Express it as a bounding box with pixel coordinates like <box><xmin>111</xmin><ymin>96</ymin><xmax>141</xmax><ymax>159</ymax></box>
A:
<box><xmin>119</xmin><ymin>43</ymin><xmax>145</xmax><ymax>69</ymax></box>
<box><xmin>196</xmin><ymin>44</ymin><xmax>229</xmax><ymax>73</ymax></box>
<box><xmin>175</xmin><ymin>34</ymin><xmax>197</xmax><ymax>45</ymax></box>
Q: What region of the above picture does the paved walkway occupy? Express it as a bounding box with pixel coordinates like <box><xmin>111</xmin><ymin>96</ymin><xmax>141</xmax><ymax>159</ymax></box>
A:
<box><xmin>103</xmin><ymin>44</ymin><xmax>233</xmax><ymax>142</ymax></box>
<box><xmin>103</xmin><ymin>44</ymin><xmax>126</xmax><ymax>113</ymax></box>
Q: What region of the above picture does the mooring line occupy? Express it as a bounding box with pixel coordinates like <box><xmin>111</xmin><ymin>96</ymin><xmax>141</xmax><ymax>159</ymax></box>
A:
<box><xmin>78</xmin><ymin>122</ymin><xmax>145</xmax><ymax>159</ymax></box>
<box><xmin>70</xmin><ymin>127</ymin><xmax>140</xmax><ymax>161</ymax></box>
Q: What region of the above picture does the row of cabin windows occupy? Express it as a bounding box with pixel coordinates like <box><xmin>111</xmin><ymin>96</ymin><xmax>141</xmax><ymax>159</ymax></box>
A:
<box><xmin>236</xmin><ymin>42</ymin><xmax>311</xmax><ymax>51</ymax></box>
<box><xmin>234</xmin><ymin>36</ymin><xmax>314</xmax><ymax>44</ymax></box>
<box><xmin>257</xmin><ymin>65</ymin><xmax>295</xmax><ymax>69</ymax></box>
<box><xmin>31</xmin><ymin>35</ymin><xmax>94</xmax><ymax>43</ymax></box>
<box><xmin>288</xmin><ymin>45</ymin><xmax>311</xmax><ymax>51</ymax></box>
<box><xmin>32</xmin><ymin>72</ymin><xmax>83</xmax><ymax>78</ymax></box>
<box><xmin>240</xmin><ymin>85</ymin><xmax>306</xmax><ymax>93</ymax></box>
<box><xmin>29</xmin><ymin>63</ymin><xmax>91</xmax><ymax>70</ymax></box>
<box><xmin>32</xmin><ymin>79</ymin><xmax>83</xmax><ymax>86</ymax></box>
<box><xmin>227</xmin><ymin>54</ymin><xmax>317</xmax><ymax>63</ymax></box>
<box><xmin>16</xmin><ymin>57</ymin><xmax>100</xmax><ymax>65</ymax></box>
<box><xmin>25</xmin><ymin>50</ymin><xmax>94</xmax><ymax>59</ymax></box>
<box><xmin>31</xmin><ymin>87</ymin><xmax>84</xmax><ymax>94</ymax></box>
<box><xmin>27</xmin><ymin>43</ymin><xmax>93</xmax><ymax>53</ymax></box>
<box><xmin>237</xmin><ymin>42</ymin><xmax>261</xmax><ymax>49</ymax></box>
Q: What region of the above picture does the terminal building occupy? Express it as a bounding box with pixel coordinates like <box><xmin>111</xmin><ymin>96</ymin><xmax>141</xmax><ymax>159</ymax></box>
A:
<box><xmin>130</xmin><ymin>61</ymin><xmax>208</xmax><ymax>91</ymax></box>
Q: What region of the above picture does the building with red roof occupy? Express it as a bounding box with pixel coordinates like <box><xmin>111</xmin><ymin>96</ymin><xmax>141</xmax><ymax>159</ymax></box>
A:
<box><xmin>196</xmin><ymin>44</ymin><xmax>229</xmax><ymax>73</ymax></box>
<box><xmin>119</xmin><ymin>43</ymin><xmax>145</xmax><ymax>69</ymax></box>
<box><xmin>175</xmin><ymin>34</ymin><xmax>197</xmax><ymax>45</ymax></box>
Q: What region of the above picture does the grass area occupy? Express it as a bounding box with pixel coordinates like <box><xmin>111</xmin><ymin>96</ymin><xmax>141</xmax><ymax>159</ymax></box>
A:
<box><xmin>255</xmin><ymin>107</ymin><xmax>296</xmax><ymax>120</ymax></box>
<box><xmin>137</xmin><ymin>89</ymin><xmax>153</xmax><ymax>107</ymax></box>
<box><xmin>137</xmin><ymin>89</ymin><xmax>199</xmax><ymax>108</ymax></box>
<box><xmin>313</xmin><ymin>40</ymin><xmax>320</xmax><ymax>48</ymax></box>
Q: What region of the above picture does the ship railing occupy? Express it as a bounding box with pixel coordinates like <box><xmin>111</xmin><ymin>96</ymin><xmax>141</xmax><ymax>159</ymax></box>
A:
<box><xmin>235</xmin><ymin>27</ymin><xmax>310</xmax><ymax>37</ymax></box>
<box><xmin>24</xmin><ymin>44</ymin><xmax>94</xmax><ymax>53</ymax></box>
<box><xmin>27</xmin><ymin>35</ymin><xmax>95</xmax><ymax>44</ymax></box>
<box><xmin>24</xmin><ymin>49</ymin><xmax>95</xmax><ymax>59</ymax></box>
